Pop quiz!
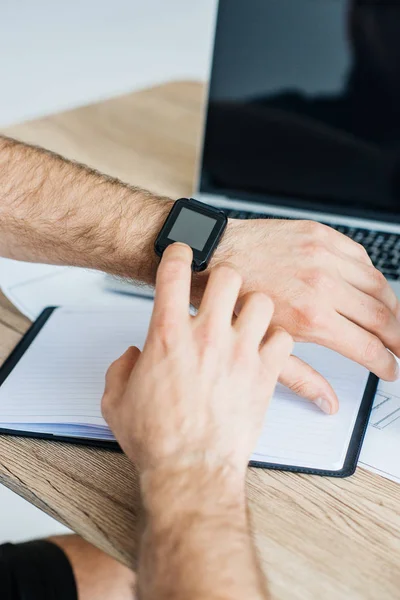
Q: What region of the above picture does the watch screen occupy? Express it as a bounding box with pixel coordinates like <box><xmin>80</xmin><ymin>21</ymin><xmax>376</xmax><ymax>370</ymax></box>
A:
<box><xmin>168</xmin><ymin>207</ymin><xmax>217</xmax><ymax>251</ymax></box>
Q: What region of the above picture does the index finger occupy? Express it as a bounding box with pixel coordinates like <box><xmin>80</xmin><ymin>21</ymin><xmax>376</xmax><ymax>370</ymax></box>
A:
<box><xmin>150</xmin><ymin>243</ymin><xmax>193</xmax><ymax>331</ymax></box>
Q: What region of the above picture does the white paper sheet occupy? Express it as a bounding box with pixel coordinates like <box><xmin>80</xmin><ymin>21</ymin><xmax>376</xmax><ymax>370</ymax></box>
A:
<box><xmin>0</xmin><ymin>258</ymin><xmax>139</xmax><ymax>320</ymax></box>
<box><xmin>360</xmin><ymin>376</ymin><xmax>400</xmax><ymax>484</ymax></box>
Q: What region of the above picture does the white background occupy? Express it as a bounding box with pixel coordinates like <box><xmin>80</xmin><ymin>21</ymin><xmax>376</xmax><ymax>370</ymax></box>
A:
<box><xmin>0</xmin><ymin>0</ymin><xmax>217</xmax><ymax>543</ymax></box>
<box><xmin>1</xmin><ymin>0</ymin><xmax>217</xmax><ymax>127</ymax></box>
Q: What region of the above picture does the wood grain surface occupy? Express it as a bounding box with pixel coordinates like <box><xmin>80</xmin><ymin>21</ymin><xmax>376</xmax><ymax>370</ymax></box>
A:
<box><xmin>0</xmin><ymin>81</ymin><xmax>399</xmax><ymax>600</ymax></box>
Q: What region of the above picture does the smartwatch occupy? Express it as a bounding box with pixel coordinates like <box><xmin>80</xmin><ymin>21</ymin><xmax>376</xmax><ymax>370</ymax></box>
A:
<box><xmin>155</xmin><ymin>198</ymin><xmax>228</xmax><ymax>272</ymax></box>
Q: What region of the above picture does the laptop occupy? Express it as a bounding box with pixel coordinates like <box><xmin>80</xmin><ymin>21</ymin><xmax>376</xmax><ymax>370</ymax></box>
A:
<box><xmin>107</xmin><ymin>0</ymin><xmax>400</xmax><ymax>297</ymax></box>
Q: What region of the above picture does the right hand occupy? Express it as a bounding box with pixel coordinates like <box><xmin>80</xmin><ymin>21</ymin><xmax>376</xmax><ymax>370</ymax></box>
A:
<box><xmin>102</xmin><ymin>243</ymin><xmax>293</xmax><ymax>477</ymax></box>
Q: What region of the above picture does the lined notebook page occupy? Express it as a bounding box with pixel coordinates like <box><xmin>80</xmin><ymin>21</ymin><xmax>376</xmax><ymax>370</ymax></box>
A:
<box><xmin>253</xmin><ymin>343</ymin><xmax>369</xmax><ymax>470</ymax></box>
<box><xmin>0</xmin><ymin>303</ymin><xmax>370</xmax><ymax>472</ymax></box>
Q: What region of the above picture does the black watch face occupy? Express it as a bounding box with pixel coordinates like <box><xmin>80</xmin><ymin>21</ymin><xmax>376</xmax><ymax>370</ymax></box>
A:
<box><xmin>168</xmin><ymin>207</ymin><xmax>218</xmax><ymax>251</ymax></box>
<box><xmin>155</xmin><ymin>199</ymin><xmax>227</xmax><ymax>271</ymax></box>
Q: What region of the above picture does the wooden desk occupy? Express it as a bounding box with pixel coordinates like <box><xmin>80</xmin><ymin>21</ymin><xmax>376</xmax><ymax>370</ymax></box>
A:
<box><xmin>1</xmin><ymin>81</ymin><xmax>399</xmax><ymax>600</ymax></box>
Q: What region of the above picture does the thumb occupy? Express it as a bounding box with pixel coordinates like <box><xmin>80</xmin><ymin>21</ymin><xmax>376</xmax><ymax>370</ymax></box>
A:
<box><xmin>278</xmin><ymin>355</ymin><xmax>339</xmax><ymax>415</ymax></box>
<box><xmin>103</xmin><ymin>346</ymin><xmax>141</xmax><ymax>404</ymax></box>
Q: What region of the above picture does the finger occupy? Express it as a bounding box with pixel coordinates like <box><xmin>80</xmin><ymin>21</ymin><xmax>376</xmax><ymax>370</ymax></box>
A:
<box><xmin>259</xmin><ymin>326</ymin><xmax>294</xmax><ymax>378</ymax></box>
<box><xmin>198</xmin><ymin>265</ymin><xmax>242</xmax><ymax>329</ymax></box>
<box><xmin>315</xmin><ymin>314</ymin><xmax>399</xmax><ymax>381</ymax></box>
<box><xmin>278</xmin><ymin>355</ymin><xmax>339</xmax><ymax>415</ymax></box>
<box><xmin>338</xmin><ymin>259</ymin><xmax>400</xmax><ymax>315</ymax></box>
<box><xmin>103</xmin><ymin>346</ymin><xmax>141</xmax><ymax>406</ymax></box>
<box><xmin>318</xmin><ymin>223</ymin><xmax>372</xmax><ymax>266</ymax></box>
<box><xmin>337</xmin><ymin>284</ymin><xmax>400</xmax><ymax>358</ymax></box>
<box><xmin>234</xmin><ymin>292</ymin><xmax>274</xmax><ymax>348</ymax></box>
<box><xmin>151</xmin><ymin>243</ymin><xmax>193</xmax><ymax>332</ymax></box>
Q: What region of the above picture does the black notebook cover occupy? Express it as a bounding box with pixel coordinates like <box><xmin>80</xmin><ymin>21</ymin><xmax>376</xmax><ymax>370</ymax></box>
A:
<box><xmin>0</xmin><ymin>307</ymin><xmax>378</xmax><ymax>477</ymax></box>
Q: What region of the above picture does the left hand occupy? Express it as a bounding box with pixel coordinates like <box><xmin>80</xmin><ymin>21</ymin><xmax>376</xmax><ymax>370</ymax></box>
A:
<box><xmin>192</xmin><ymin>217</ymin><xmax>400</xmax><ymax>415</ymax></box>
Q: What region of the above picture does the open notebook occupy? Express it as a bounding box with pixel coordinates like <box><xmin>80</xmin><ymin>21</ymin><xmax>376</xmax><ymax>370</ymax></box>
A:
<box><xmin>0</xmin><ymin>302</ymin><xmax>377</xmax><ymax>477</ymax></box>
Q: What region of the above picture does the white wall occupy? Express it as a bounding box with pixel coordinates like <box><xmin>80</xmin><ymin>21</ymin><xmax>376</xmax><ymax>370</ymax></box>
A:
<box><xmin>0</xmin><ymin>0</ymin><xmax>217</xmax><ymax>127</ymax></box>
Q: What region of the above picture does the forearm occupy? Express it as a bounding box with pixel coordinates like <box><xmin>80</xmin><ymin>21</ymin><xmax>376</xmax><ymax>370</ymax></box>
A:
<box><xmin>137</xmin><ymin>462</ymin><xmax>269</xmax><ymax>600</ymax></box>
<box><xmin>48</xmin><ymin>534</ymin><xmax>136</xmax><ymax>600</ymax></box>
<box><xmin>0</xmin><ymin>135</ymin><xmax>173</xmax><ymax>283</ymax></box>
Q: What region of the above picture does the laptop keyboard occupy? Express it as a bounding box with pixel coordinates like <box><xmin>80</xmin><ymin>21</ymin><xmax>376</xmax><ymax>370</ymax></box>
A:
<box><xmin>222</xmin><ymin>208</ymin><xmax>400</xmax><ymax>281</ymax></box>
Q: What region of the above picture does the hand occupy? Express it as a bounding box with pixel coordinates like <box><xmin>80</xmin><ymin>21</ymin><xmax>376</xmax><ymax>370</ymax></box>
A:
<box><xmin>101</xmin><ymin>243</ymin><xmax>293</xmax><ymax>476</ymax></box>
<box><xmin>198</xmin><ymin>218</ymin><xmax>400</xmax><ymax>415</ymax></box>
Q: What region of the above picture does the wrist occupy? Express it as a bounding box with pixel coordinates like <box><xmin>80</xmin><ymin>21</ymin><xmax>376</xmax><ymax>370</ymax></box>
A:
<box><xmin>138</xmin><ymin>461</ymin><xmax>267</xmax><ymax>600</ymax></box>
<box><xmin>110</xmin><ymin>191</ymin><xmax>173</xmax><ymax>283</ymax></box>
<box><xmin>191</xmin><ymin>217</ymin><xmax>241</xmax><ymax>305</ymax></box>
<box><xmin>211</xmin><ymin>217</ymin><xmax>241</xmax><ymax>266</ymax></box>
<box><xmin>140</xmin><ymin>457</ymin><xmax>247</xmax><ymax>520</ymax></box>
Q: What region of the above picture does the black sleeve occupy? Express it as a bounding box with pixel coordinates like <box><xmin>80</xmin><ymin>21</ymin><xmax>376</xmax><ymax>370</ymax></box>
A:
<box><xmin>0</xmin><ymin>540</ymin><xmax>78</xmax><ymax>600</ymax></box>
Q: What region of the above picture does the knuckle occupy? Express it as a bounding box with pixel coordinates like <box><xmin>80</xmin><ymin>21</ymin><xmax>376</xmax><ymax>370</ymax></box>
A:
<box><xmin>248</xmin><ymin>291</ymin><xmax>274</xmax><ymax>313</ymax></box>
<box><xmin>300</xmin><ymin>240</ymin><xmax>329</xmax><ymax>261</ymax></box>
<box><xmin>287</xmin><ymin>378</ymin><xmax>310</xmax><ymax>398</ymax></box>
<box><xmin>195</xmin><ymin>319</ymin><xmax>220</xmax><ymax>349</ymax></box>
<box><xmin>369</xmin><ymin>267</ymin><xmax>387</xmax><ymax>291</ymax></box>
<box><xmin>302</xmin><ymin>220</ymin><xmax>325</xmax><ymax>237</ymax></box>
<box><xmin>213</xmin><ymin>264</ymin><xmax>242</xmax><ymax>288</ymax></box>
<box><xmin>355</xmin><ymin>241</ymin><xmax>370</xmax><ymax>260</ymax></box>
<box><xmin>155</xmin><ymin>318</ymin><xmax>179</xmax><ymax>349</ymax></box>
<box><xmin>370</xmin><ymin>303</ymin><xmax>390</xmax><ymax>329</ymax></box>
<box><xmin>291</xmin><ymin>304</ymin><xmax>322</xmax><ymax>332</ymax></box>
<box><xmin>362</xmin><ymin>337</ymin><xmax>383</xmax><ymax>365</ymax></box>
<box><xmin>104</xmin><ymin>361</ymin><xmax>117</xmax><ymax>391</ymax></box>
<box><xmin>301</xmin><ymin>267</ymin><xmax>332</xmax><ymax>290</ymax></box>
<box><xmin>302</xmin><ymin>220</ymin><xmax>333</xmax><ymax>242</ymax></box>
<box><xmin>100</xmin><ymin>392</ymin><xmax>112</xmax><ymax>421</ymax></box>
<box><xmin>300</xmin><ymin>240</ymin><xmax>321</xmax><ymax>258</ymax></box>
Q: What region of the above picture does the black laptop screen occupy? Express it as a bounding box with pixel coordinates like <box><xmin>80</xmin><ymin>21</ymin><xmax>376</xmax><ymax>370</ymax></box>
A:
<box><xmin>200</xmin><ymin>0</ymin><xmax>400</xmax><ymax>221</ymax></box>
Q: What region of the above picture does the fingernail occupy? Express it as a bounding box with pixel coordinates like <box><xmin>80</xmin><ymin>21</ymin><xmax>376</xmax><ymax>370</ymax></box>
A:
<box><xmin>315</xmin><ymin>397</ymin><xmax>332</xmax><ymax>415</ymax></box>
<box><xmin>396</xmin><ymin>362</ymin><xmax>400</xmax><ymax>380</ymax></box>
